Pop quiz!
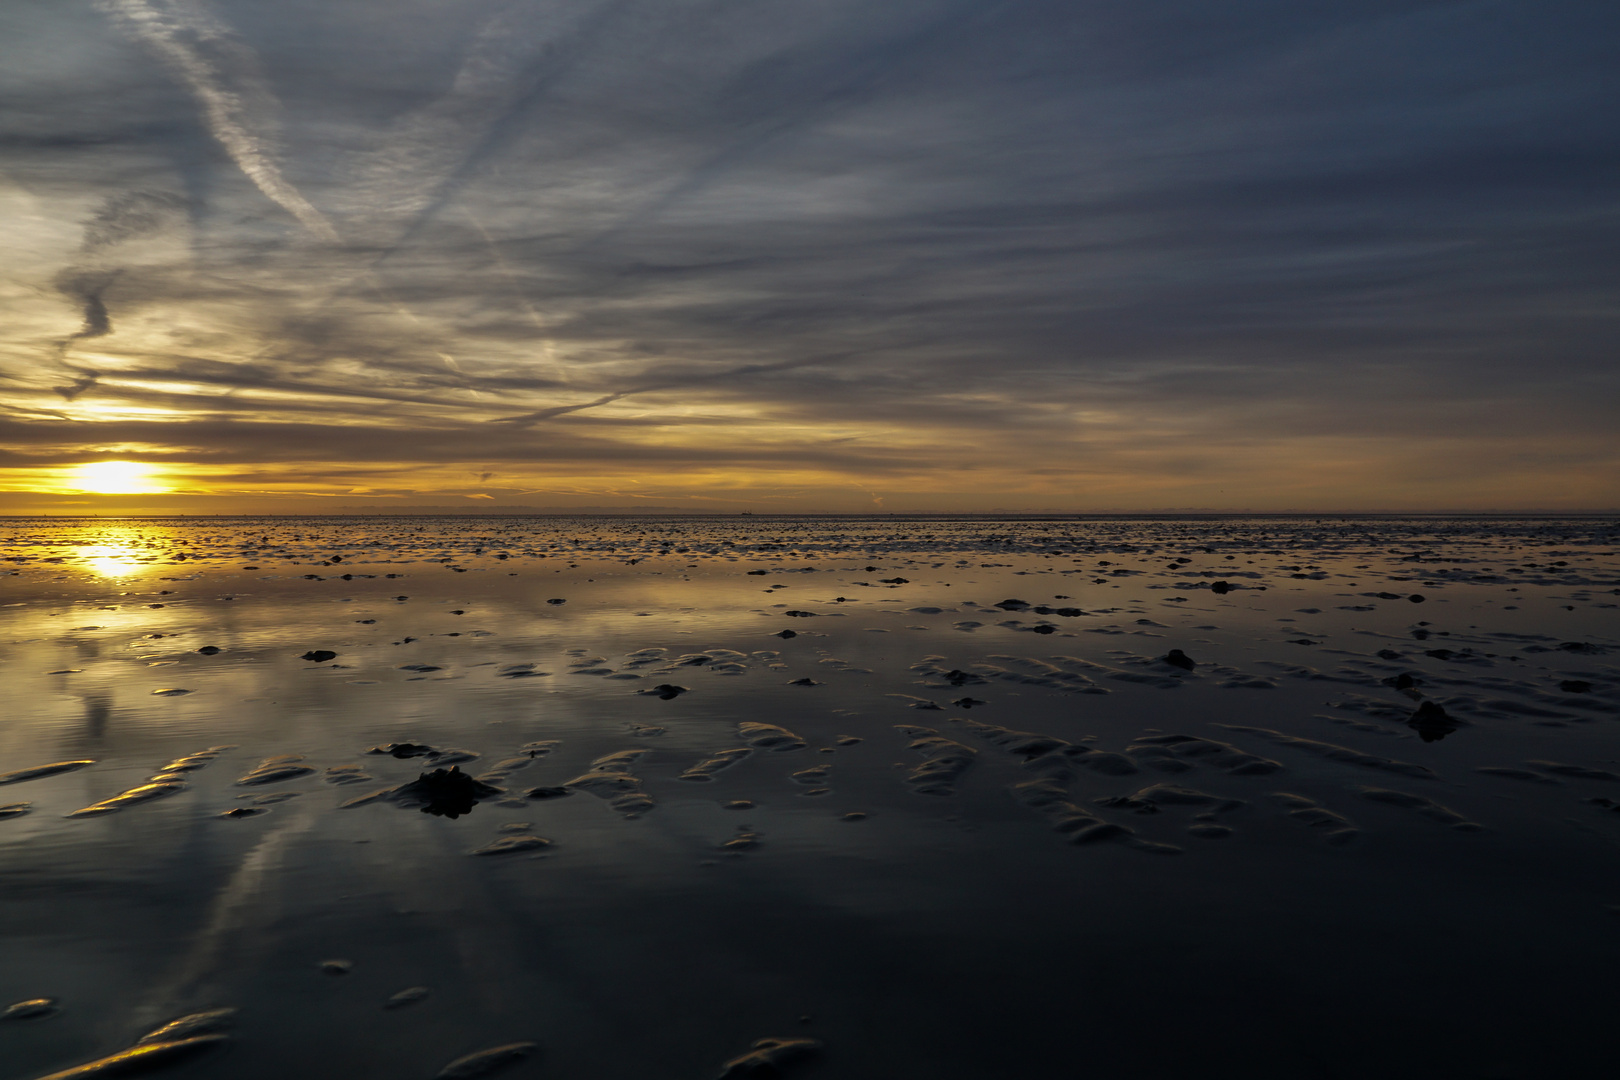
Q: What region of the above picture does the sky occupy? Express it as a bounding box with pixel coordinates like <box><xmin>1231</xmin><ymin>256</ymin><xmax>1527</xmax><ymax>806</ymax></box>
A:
<box><xmin>1</xmin><ymin>0</ymin><xmax>1616</xmax><ymax>514</ymax></box>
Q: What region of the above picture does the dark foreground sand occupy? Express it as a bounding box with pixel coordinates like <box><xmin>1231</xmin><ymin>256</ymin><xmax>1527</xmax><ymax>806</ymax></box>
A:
<box><xmin>1</xmin><ymin>515</ymin><xmax>1616</xmax><ymax>1080</ymax></box>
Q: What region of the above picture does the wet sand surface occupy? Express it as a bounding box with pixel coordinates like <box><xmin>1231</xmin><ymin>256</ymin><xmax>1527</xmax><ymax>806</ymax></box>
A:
<box><xmin>1</xmin><ymin>515</ymin><xmax>1617</xmax><ymax>1080</ymax></box>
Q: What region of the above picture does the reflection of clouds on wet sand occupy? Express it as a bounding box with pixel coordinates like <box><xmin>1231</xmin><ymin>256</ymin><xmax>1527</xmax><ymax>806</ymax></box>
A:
<box><xmin>0</xmin><ymin>515</ymin><xmax>1616</xmax><ymax>1078</ymax></box>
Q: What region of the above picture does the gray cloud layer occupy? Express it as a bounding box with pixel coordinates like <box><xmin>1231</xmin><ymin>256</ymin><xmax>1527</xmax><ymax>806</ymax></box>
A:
<box><xmin>0</xmin><ymin>0</ymin><xmax>1616</xmax><ymax>509</ymax></box>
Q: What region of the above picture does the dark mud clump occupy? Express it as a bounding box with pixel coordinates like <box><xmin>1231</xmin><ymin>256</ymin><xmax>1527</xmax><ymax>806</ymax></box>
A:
<box><xmin>367</xmin><ymin>742</ymin><xmax>437</xmax><ymax>759</ymax></box>
<box><xmin>395</xmin><ymin>767</ymin><xmax>505</xmax><ymax>818</ymax></box>
<box><xmin>366</xmin><ymin>743</ymin><xmax>480</xmax><ymax>765</ymax></box>
<box><xmin>1407</xmin><ymin>700</ymin><xmax>1460</xmax><ymax>742</ymax></box>
<box><xmin>641</xmin><ymin>684</ymin><xmax>689</xmax><ymax>700</ymax></box>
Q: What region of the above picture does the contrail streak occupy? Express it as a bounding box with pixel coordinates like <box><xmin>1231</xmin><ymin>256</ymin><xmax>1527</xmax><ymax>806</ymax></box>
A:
<box><xmin>486</xmin><ymin>355</ymin><xmax>851</xmax><ymax>426</ymax></box>
<box><xmin>95</xmin><ymin>0</ymin><xmax>337</xmax><ymax>241</ymax></box>
<box><xmin>342</xmin><ymin>0</ymin><xmax>606</xmax><ymax>253</ymax></box>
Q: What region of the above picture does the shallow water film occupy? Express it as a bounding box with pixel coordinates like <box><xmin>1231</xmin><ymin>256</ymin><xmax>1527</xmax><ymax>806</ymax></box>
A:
<box><xmin>2</xmin><ymin>515</ymin><xmax>1617</xmax><ymax>1080</ymax></box>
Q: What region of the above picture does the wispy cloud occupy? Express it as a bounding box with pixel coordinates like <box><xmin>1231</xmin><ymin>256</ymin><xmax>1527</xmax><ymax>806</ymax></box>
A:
<box><xmin>94</xmin><ymin>0</ymin><xmax>337</xmax><ymax>241</ymax></box>
<box><xmin>0</xmin><ymin>0</ymin><xmax>1615</xmax><ymax>509</ymax></box>
<box><xmin>339</xmin><ymin>0</ymin><xmax>611</xmax><ymax>249</ymax></box>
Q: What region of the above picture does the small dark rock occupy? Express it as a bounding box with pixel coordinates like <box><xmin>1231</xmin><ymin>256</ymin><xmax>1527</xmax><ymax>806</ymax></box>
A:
<box><xmin>394</xmin><ymin>767</ymin><xmax>503</xmax><ymax>818</ymax></box>
<box><xmin>774</xmin><ymin>630</ymin><xmax>798</xmax><ymax>639</ymax></box>
<box><xmin>1162</xmin><ymin>649</ymin><xmax>1195</xmax><ymax>671</ymax></box>
<box><xmin>300</xmin><ymin>650</ymin><xmax>337</xmax><ymax>662</ymax></box>
<box><xmin>197</xmin><ymin>646</ymin><xmax>221</xmax><ymax>656</ymax></box>
<box><xmin>367</xmin><ymin>742</ymin><xmax>437</xmax><ymax>759</ymax></box>
<box><xmin>546</xmin><ymin>598</ymin><xmax>566</xmax><ymax>605</ymax></box>
<box><xmin>646</xmin><ymin>684</ymin><xmax>689</xmax><ymax>700</ymax></box>
<box><xmin>1560</xmin><ymin>680</ymin><xmax>1593</xmax><ymax>693</ymax></box>
<box><xmin>524</xmin><ymin>786</ymin><xmax>574</xmax><ymax>800</ymax></box>
<box><xmin>1408</xmin><ymin>594</ymin><xmax>1426</xmax><ymax>603</ymax></box>
<box><xmin>1210</xmin><ymin>581</ymin><xmax>1231</xmax><ymax>594</ymax></box>
<box><xmin>1407</xmin><ymin>700</ymin><xmax>1459</xmax><ymax>743</ymax></box>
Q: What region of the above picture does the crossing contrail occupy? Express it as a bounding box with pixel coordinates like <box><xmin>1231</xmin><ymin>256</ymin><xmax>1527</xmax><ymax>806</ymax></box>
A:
<box><xmin>95</xmin><ymin>0</ymin><xmax>338</xmax><ymax>241</ymax></box>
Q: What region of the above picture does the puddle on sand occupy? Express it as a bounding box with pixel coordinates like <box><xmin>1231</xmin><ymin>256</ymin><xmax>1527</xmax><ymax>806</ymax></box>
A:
<box><xmin>1</xmin><ymin>514</ymin><xmax>1618</xmax><ymax>1079</ymax></box>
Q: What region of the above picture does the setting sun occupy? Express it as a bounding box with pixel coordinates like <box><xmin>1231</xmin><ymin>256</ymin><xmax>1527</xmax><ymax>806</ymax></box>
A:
<box><xmin>71</xmin><ymin>460</ymin><xmax>167</xmax><ymax>495</ymax></box>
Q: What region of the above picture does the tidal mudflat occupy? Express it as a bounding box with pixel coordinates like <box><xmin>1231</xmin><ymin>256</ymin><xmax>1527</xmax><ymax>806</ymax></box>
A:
<box><xmin>1</xmin><ymin>515</ymin><xmax>1617</xmax><ymax>1080</ymax></box>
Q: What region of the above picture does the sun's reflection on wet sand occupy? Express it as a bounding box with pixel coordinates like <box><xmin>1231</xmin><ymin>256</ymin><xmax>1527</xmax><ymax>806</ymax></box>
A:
<box><xmin>77</xmin><ymin>538</ymin><xmax>147</xmax><ymax>577</ymax></box>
